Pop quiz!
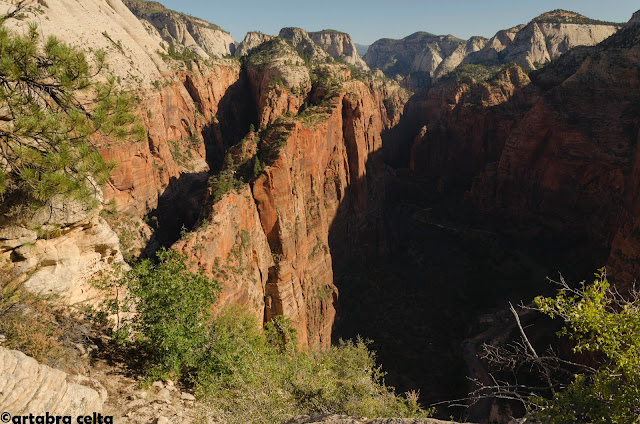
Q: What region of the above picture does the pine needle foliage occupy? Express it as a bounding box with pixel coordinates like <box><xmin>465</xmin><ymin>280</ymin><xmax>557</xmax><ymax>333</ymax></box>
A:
<box><xmin>0</xmin><ymin>4</ymin><xmax>144</xmax><ymax>205</ymax></box>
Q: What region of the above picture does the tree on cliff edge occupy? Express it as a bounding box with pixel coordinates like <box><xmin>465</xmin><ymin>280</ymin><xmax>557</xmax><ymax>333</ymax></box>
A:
<box><xmin>0</xmin><ymin>1</ymin><xmax>143</xmax><ymax>206</ymax></box>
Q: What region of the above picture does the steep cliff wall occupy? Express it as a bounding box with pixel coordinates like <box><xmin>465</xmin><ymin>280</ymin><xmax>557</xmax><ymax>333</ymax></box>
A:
<box><xmin>173</xmin><ymin>63</ymin><xmax>408</xmax><ymax>348</ymax></box>
<box><xmin>309</xmin><ymin>30</ymin><xmax>369</xmax><ymax>69</ymax></box>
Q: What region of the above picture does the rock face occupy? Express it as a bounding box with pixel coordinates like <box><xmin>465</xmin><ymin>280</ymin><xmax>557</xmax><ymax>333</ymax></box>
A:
<box><xmin>173</xmin><ymin>185</ymin><xmax>274</xmax><ymax>325</ymax></box>
<box><xmin>469</xmin><ymin>15</ymin><xmax>620</xmax><ymax>70</ymax></box>
<box><xmin>309</xmin><ymin>30</ymin><xmax>369</xmax><ymax>69</ymax></box>
<box><xmin>245</xmin><ymin>38</ymin><xmax>312</xmax><ymax>128</ymax></box>
<box><xmin>100</xmin><ymin>62</ymin><xmax>243</xmax><ymax>216</ymax></box>
<box><xmin>364</xmin><ymin>32</ymin><xmax>476</xmax><ymax>85</ymax></box>
<box><xmin>0</xmin><ymin>0</ymin><xmax>410</xmax><ymax>353</ymax></box>
<box><xmin>236</xmin><ymin>31</ymin><xmax>274</xmax><ymax>56</ymax></box>
<box><xmin>402</xmin><ymin>10</ymin><xmax>640</xmax><ymax>289</ymax></box>
<box><xmin>279</xmin><ymin>27</ymin><xmax>330</xmax><ymax>62</ymax></box>
<box><xmin>407</xmin><ymin>66</ymin><xmax>539</xmax><ymax>191</ymax></box>
<box><xmin>174</xmin><ymin>48</ymin><xmax>408</xmax><ymax>348</ymax></box>
<box><xmin>365</xmin><ymin>10</ymin><xmax>620</xmax><ymax>89</ymax></box>
<box><xmin>124</xmin><ymin>0</ymin><xmax>236</xmax><ymax>58</ymax></box>
<box><xmin>0</xmin><ymin>194</ymin><xmax>125</xmax><ymax>305</ymax></box>
<box><xmin>0</xmin><ymin>347</ymin><xmax>107</xmax><ymax>415</ymax></box>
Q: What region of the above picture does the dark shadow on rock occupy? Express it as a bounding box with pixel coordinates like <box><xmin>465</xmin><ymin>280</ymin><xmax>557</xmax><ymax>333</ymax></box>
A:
<box><xmin>203</xmin><ymin>67</ymin><xmax>258</xmax><ymax>173</ymax></box>
<box><xmin>143</xmin><ymin>171</ymin><xmax>209</xmax><ymax>255</ymax></box>
<box><xmin>143</xmin><ymin>66</ymin><xmax>259</xmax><ymax>255</ymax></box>
<box><xmin>329</xmin><ymin>57</ymin><xmax>623</xmax><ymax>421</ymax></box>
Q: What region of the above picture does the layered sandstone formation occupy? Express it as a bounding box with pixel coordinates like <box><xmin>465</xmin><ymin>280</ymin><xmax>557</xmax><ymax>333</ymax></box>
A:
<box><xmin>364</xmin><ymin>32</ymin><xmax>478</xmax><ymax>85</ymax></box>
<box><xmin>0</xmin><ymin>195</ymin><xmax>125</xmax><ymax>305</ymax></box>
<box><xmin>0</xmin><ymin>347</ymin><xmax>107</xmax><ymax>415</ymax></box>
<box><xmin>364</xmin><ymin>10</ymin><xmax>620</xmax><ymax>89</ymax></box>
<box><xmin>279</xmin><ymin>27</ymin><xmax>331</xmax><ymax>62</ymax></box>
<box><xmin>466</xmin><ymin>11</ymin><xmax>620</xmax><ymax>70</ymax></box>
<box><xmin>245</xmin><ymin>38</ymin><xmax>313</xmax><ymax>128</ymax></box>
<box><xmin>309</xmin><ymin>30</ymin><xmax>369</xmax><ymax>69</ymax></box>
<box><xmin>0</xmin><ymin>0</ymin><xmax>167</xmax><ymax>86</ymax></box>
<box><xmin>407</xmin><ymin>66</ymin><xmax>539</xmax><ymax>191</ymax></box>
<box><xmin>124</xmin><ymin>0</ymin><xmax>236</xmax><ymax>58</ymax></box>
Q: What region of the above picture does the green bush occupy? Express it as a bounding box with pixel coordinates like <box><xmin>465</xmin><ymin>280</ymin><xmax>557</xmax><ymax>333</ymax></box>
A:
<box><xmin>113</xmin><ymin>248</ymin><xmax>220</xmax><ymax>382</ymax></box>
<box><xmin>527</xmin><ymin>270</ymin><xmax>640</xmax><ymax>422</ymax></box>
<box><xmin>103</xmin><ymin>251</ymin><xmax>432</xmax><ymax>423</ymax></box>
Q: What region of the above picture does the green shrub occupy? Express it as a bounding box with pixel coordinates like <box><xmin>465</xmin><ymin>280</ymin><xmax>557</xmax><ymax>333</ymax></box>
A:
<box><xmin>101</xmin><ymin>251</ymin><xmax>432</xmax><ymax>423</ymax></box>
<box><xmin>526</xmin><ymin>270</ymin><xmax>640</xmax><ymax>422</ymax></box>
<box><xmin>200</xmin><ymin>312</ymin><xmax>432</xmax><ymax>424</ymax></box>
<box><xmin>112</xmin><ymin>248</ymin><xmax>220</xmax><ymax>382</ymax></box>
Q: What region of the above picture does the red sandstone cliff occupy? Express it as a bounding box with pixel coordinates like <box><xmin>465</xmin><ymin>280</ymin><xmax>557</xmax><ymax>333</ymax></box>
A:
<box><xmin>172</xmin><ymin>60</ymin><xmax>407</xmax><ymax>348</ymax></box>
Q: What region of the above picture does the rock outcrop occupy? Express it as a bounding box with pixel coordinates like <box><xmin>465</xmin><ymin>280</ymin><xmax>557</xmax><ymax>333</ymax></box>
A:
<box><xmin>174</xmin><ymin>51</ymin><xmax>408</xmax><ymax>348</ymax></box>
<box><xmin>0</xmin><ymin>347</ymin><xmax>107</xmax><ymax>415</ymax></box>
<box><xmin>279</xmin><ymin>27</ymin><xmax>330</xmax><ymax>62</ymax></box>
<box><xmin>467</xmin><ymin>11</ymin><xmax>620</xmax><ymax>70</ymax></box>
<box><xmin>0</xmin><ymin>0</ymin><xmax>168</xmax><ymax>87</ymax></box>
<box><xmin>0</xmin><ymin>193</ymin><xmax>125</xmax><ymax>305</ymax></box>
<box><xmin>364</xmin><ymin>32</ymin><xmax>475</xmax><ymax>85</ymax></box>
<box><xmin>124</xmin><ymin>0</ymin><xmax>236</xmax><ymax>58</ymax></box>
<box><xmin>236</xmin><ymin>31</ymin><xmax>274</xmax><ymax>56</ymax></box>
<box><xmin>309</xmin><ymin>30</ymin><xmax>369</xmax><ymax>69</ymax></box>
<box><xmin>245</xmin><ymin>38</ymin><xmax>312</xmax><ymax>128</ymax></box>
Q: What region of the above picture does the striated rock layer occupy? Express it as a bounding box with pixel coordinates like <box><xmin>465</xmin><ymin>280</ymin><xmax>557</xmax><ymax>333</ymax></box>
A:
<box><xmin>309</xmin><ymin>30</ymin><xmax>369</xmax><ymax>69</ymax></box>
<box><xmin>175</xmin><ymin>68</ymin><xmax>408</xmax><ymax>348</ymax></box>
<box><xmin>0</xmin><ymin>347</ymin><xmax>107</xmax><ymax>415</ymax></box>
<box><xmin>0</xmin><ymin>0</ymin><xmax>411</xmax><ymax>351</ymax></box>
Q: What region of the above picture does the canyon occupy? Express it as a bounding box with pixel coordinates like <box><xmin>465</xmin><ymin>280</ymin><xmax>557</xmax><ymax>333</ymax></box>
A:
<box><xmin>1</xmin><ymin>0</ymin><xmax>640</xmax><ymax>422</ymax></box>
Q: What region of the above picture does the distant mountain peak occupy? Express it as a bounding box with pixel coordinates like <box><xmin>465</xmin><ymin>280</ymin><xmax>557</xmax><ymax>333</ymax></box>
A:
<box><xmin>532</xmin><ymin>9</ymin><xmax>624</xmax><ymax>26</ymax></box>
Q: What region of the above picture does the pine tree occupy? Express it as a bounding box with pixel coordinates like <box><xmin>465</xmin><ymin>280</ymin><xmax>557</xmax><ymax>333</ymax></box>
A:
<box><xmin>0</xmin><ymin>2</ymin><xmax>143</xmax><ymax>206</ymax></box>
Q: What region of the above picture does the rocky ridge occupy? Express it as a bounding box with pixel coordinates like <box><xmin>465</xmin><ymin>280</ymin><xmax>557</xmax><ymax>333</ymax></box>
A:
<box><xmin>236</xmin><ymin>31</ymin><xmax>274</xmax><ymax>56</ymax></box>
<box><xmin>124</xmin><ymin>0</ymin><xmax>236</xmax><ymax>58</ymax></box>
<box><xmin>309</xmin><ymin>30</ymin><xmax>369</xmax><ymax>69</ymax></box>
<box><xmin>364</xmin><ymin>10</ymin><xmax>620</xmax><ymax>89</ymax></box>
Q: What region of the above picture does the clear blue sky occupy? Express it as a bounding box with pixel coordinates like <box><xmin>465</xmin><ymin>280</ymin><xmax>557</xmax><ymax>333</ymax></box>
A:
<box><xmin>155</xmin><ymin>1</ymin><xmax>639</xmax><ymax>45</ymax></box>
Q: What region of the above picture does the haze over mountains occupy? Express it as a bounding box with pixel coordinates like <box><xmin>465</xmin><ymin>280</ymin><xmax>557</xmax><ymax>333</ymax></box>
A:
<box><xmin>2</xmin><ymin>0</ymin><xmax>640</xmax><ymax>423</ymax></box>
